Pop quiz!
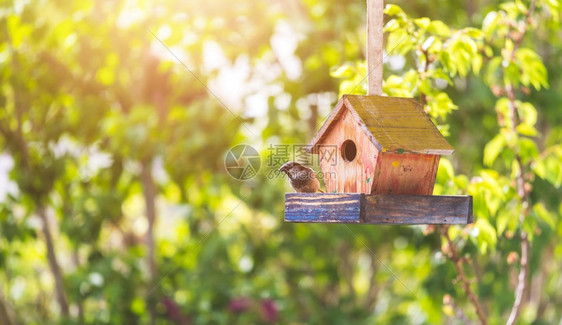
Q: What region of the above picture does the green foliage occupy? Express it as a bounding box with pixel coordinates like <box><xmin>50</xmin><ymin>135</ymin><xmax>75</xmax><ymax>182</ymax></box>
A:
<box><xmin>1</xmin><ymin>0</ymin><xmax>562</xmax><ymax>324</ymax></box>
<box><xmin>533</xmin><ymin>144</ymin><xmax>562</xmax><ymax>187</ymax></box>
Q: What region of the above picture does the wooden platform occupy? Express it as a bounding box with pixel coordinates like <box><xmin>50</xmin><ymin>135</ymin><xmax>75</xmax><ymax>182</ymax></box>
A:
<box><xmin>284</xmin><ymin>193</ymin><xmax>473</xmax><ymax>225</ymax></box>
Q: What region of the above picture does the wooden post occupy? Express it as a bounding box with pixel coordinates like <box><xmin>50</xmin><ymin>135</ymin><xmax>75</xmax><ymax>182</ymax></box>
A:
<box><xmin>367</xmin><ymin>0</ymin><xmax>384</xmax><ymax>96</ymax></box>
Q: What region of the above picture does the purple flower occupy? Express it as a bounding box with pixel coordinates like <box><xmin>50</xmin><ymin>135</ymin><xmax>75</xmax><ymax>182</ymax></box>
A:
<box><xmin>260</xmin><ymin>298</ymin><xmax>278</xmax><ymax>323</ymax></box>
<box><xmin>161</xmin><ymin>296</ymin><xmax>189</xmax><ymax>324</ymax></box>
<box><xmin>228</xmin><ymin>297</ymin><xmax>252</xmax><ymax>313</ymax></box>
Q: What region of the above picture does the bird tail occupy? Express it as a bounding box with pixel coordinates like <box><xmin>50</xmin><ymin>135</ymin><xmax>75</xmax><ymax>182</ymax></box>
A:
<box><xmin>318</xmin><ymin>189</ymin><xmax>324</xmax><ymax>193</ymax></box>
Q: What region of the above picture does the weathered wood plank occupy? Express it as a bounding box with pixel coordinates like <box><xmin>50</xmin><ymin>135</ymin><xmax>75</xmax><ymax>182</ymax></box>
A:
<box><xmin>367</xmin><ymin>0</ymin><xmax>384</xmax><ymax>96</ymax></box>
<box><xmin>284</xmin><ymin>193</ymin><xmax>473</xmax><ymax>225</ymax></box>
<box><xmin>284</xmin><ymin>193</ymin><xmax>363</xmax><ymax>223</ymax></box>
<box><xmin>318</xmin><ymin>107</ymin><xmax>379</xmax><ymax>194</ymax></box>
<box><xmin>363</xmin><ymin>195</ymin><xmax>473</xmax><ymax>224</ymax></box>
<box><xmin>371</xmin><ymin>152</ymin><xmax>439</xmax><ymax>195</ymax></box>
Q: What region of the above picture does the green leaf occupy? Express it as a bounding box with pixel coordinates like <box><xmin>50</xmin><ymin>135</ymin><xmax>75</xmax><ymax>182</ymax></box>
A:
<box><xmin>383</xmin><ymin>72</ymin><xmax>417</xmax><ymax>97</ymax></box>
<box><xmin>516</xmin><ymin>124</ymin><xmax>538</xmax><ymax>136</ymax></box>
<box><xmin>453</xmin><ymin>175</ymin><xmax>469</xmax><ymax>189</ymax></box>
<box><xmin>427</xmin><ymin>20</ymin><xmax>450</xmax><ymax>37</ymax></box>
<box><xmin>533</xmin><ymin>146</ymin><xmax>562</xmax><ymax>187</ymax></box>
<box><xmin>463</xmin><ymin>27</ymin><xmax>484</xmax><ymax>39</ymax></box>
<box><xmin>430</xmin><ymin>69</ymin><xmax>453</xmax><ymax>85</ymax></box>
<box><xmin>500</xmin><ymin>2</ymin><xmax>525</xmax><ymax>18</ymax></box>
<box><xmin>504</xmin><ymin>62</ymin><xmax>520</xmax><ymax>86</ymax></box>
<box><xmin>387</xmin><ymin>29</ymin><xmax>414</xmax><ymax>55</ymax></box>
<box><xmin>439</xmin><ymin>50</ymin><xmax>453</xmax><ymax>75</ymax></box>
<box><xmin>495</xmin><ymin>97</ymin><xmax>512</xmax><ymax>127</ymax></box>
<box><xmin>330</xmin><ymin>63</ymin><xmax>354</xmax><ymax>78</ymax></box>
<box><xmin>468</xmin><ymin>170</ymin><xmax>508</xmax><ymax>219</ymax></box>
<box><xmin>484</xmin><ymin>57</ymin><xmax>502</xmax><ymax>86</ymax></box>
<box><xmin>545</xmin><ymin>0</ymin><xmax>560</xmax><ymax>22</ymax></box>
<box><xmin>384</xmin><ymin>19</ymin><xmax>401</xmax><ymax>32</ymax></box>
<box><xmin>533</xmin><ymin>203</ymin><xmax>557</xmax><ymax>229</ymax></box>
<box><xmin>414</xmin><ymin>17</ymin><xmax>431</xmax><ymax>30</ymax></box>
<box><xmin>518</xmin><ymin>102</ymin><xmax>538</xmax><ymax>127</ymax></box>
<box><xmin>496</xmin><ymin>209</ymin><xmax>515</xmax><ymax>235</ymax></box>
<box><xmin>497</xmin><ymin>202</ymin><xmax>522</xmax><ymax>234</ymax></box>
<box><xmin>484</xmin><ymin>45</ymin><xmax>494</xmax><ymax>58</ymax></box>
<box><xmin>516</xmin><ymin>48</ymin><xmax>549</xmax><ymax>90</ymax></box>
<box><xmin>426</xmin><ymin>92</ymin><xmax>457</xmax><ymax>120</ymax></box>
<box><xmin>384</xmin><ymin>4</ymin><xmax>405</xmax><ymax>16</ymax></box>
<box><xmin>420</xmin><ymin>78</ymin><xmax>432</xmax><ymax>95</ymax></box>
<box><xmin>484</xmin><ymin>133</ymin><xmax>506</xmax><ymax>167</ymax></box>
<box><xmin>471</xmin><ymin>54</ymin><xmax>483</xmax><ymax>75</ymax></box>
<box><xmin>475</xmin><ymin>218</ymin><xmax>497</xmax><ymax>254</ymax></box>
<box><xmin>437</xmin><ymin>158</ymin><xmax>455</xmax><ymax>181</ymax></box>
<box><xmin>482</xmin><ymin>11</ymin><xmax>500</xmax><ymax>35</ymax></box>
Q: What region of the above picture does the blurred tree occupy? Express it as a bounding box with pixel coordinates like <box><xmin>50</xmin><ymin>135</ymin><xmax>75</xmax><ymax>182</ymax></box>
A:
<box><xmin>1</xmin><ymin>8</ymin><xmax>72</xmax><ymax>316</ymax></box>
<box><xmin>1</xmin><ymin>0</ymin><xmax>562</xmax><ymax>324</ymax></box>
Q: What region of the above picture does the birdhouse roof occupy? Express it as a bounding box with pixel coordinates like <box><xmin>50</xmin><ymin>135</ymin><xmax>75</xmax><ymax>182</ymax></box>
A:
<box><xmin>308</xmin><ymin>95</ymin><xmax>454</xmax><ymax>155</ymax></box>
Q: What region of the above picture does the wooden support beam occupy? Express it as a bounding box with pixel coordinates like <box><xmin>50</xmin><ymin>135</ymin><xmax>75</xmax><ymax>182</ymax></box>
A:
<box><xmin>367</xmin><ymin>0</ymin><xmax>384</xmax><ymax>95</ymax></box>
<box><xmin>284</xmin><ymin>193</ymin><xmax>473</xmax><ymax>225</ymax></box>
<box><xmin>363</xmin><ymin>194</ymin><xmax>473</xmax><ymax>224</ymax></box>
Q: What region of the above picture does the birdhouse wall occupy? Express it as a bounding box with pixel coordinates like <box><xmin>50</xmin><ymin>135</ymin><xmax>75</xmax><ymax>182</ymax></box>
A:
<box><xmin>318</xmin><ymin>108</ymin><xmax>379</xmax><ymax>194</ymax></box>
<box><xmin>371</xmin><ymin>152</ymin><xmax>440</xmax><ymax>195</ymax></box>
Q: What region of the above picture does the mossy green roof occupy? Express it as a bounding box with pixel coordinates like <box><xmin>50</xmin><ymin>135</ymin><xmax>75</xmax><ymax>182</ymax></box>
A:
<box><xmin>308</xmin><ymin>95</ymin><xmax>454</xmax><ymax>155</ymax></box>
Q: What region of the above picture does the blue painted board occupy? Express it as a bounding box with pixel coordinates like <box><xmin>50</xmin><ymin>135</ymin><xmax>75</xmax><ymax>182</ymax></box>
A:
<box><xmin>284</xmin><ymin>193</ymin><xmax>363</xmax><ymax>223</ymax></box>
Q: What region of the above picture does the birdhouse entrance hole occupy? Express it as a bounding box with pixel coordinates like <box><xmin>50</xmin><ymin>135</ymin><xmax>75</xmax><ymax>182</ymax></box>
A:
<box><xmin>341</xmin><ymin>140</ymin><xmax>357</xmax><ymax>162</ymax></box>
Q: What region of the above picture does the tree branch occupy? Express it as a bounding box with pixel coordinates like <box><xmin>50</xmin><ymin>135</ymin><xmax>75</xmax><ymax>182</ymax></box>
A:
<box><xmin>419</xmin><ymin>48</ymin><xmax>432</xmax><ymax>107</ymax></box>
<box><xmin>506</xmin><ymin>231</ymin><xmax>528</xmax><ymax>325</ymax></box>
<box><xmin>504</xmin><ymin>84</ymin><xmax>531</xmax><ymax>325</ymax></box>
<box><xmin>71</xmin><ymin>247</ymin><xmax>85</xmax><ymax>325</ymax></box>
<box><xmin>141</xmin><ymin>160</ymin><xmax>158</xmax><ymax>325</ymax></box>
<box><xmin>502</xmin><ymin>1</ymin><xmax>536</xmax><ymax>323</ymax></box>
<box><xmin>0</xmin><ymin>286</ymin><xmax>19</xmax><ymax>325</ymax></box>
<box><xmin>339</xmin><ymin>243</ymin><xmax>356</xmax><ymax>301</ymax></box>
<box><xmin>37</xmin><ymin>205</ymin><xmax>69</xmax><ymax>317</ymax></box>
<box><xmin>444</xmin><ymin>294</ymin><xmax>475</xmax><ymax>325</ymax></box>
<box><xmin>365</xmin><ymin>256</ymin><xmax>378</xmax><ymax>310</ymax></box>
<box><xmin>442</xmin><ymin>226</ymin><xmax>487</xmax><ymax>325</ymax></box>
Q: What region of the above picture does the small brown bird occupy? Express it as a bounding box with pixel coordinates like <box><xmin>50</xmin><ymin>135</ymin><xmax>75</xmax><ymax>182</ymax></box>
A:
<box><xmin>279</xmin><ymin>161</ymin><xmax>323</xmax><ymax>193</ymax></box>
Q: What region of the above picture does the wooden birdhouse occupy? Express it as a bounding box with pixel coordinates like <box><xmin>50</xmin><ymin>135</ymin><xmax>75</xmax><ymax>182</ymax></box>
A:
<box><xmin>308</xmin><ymin>94</ymin><xmax>453</xmax><ymax>195</ymax></box>
<box><xmin>284</xmin><ymin>95</ymin><xmax>472</xmax><ymax>225</ymax></box>
<box><xmin>283</xmin><ymin>0</ymin><xmax>472</xmax><ymax>225</ymax></box>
